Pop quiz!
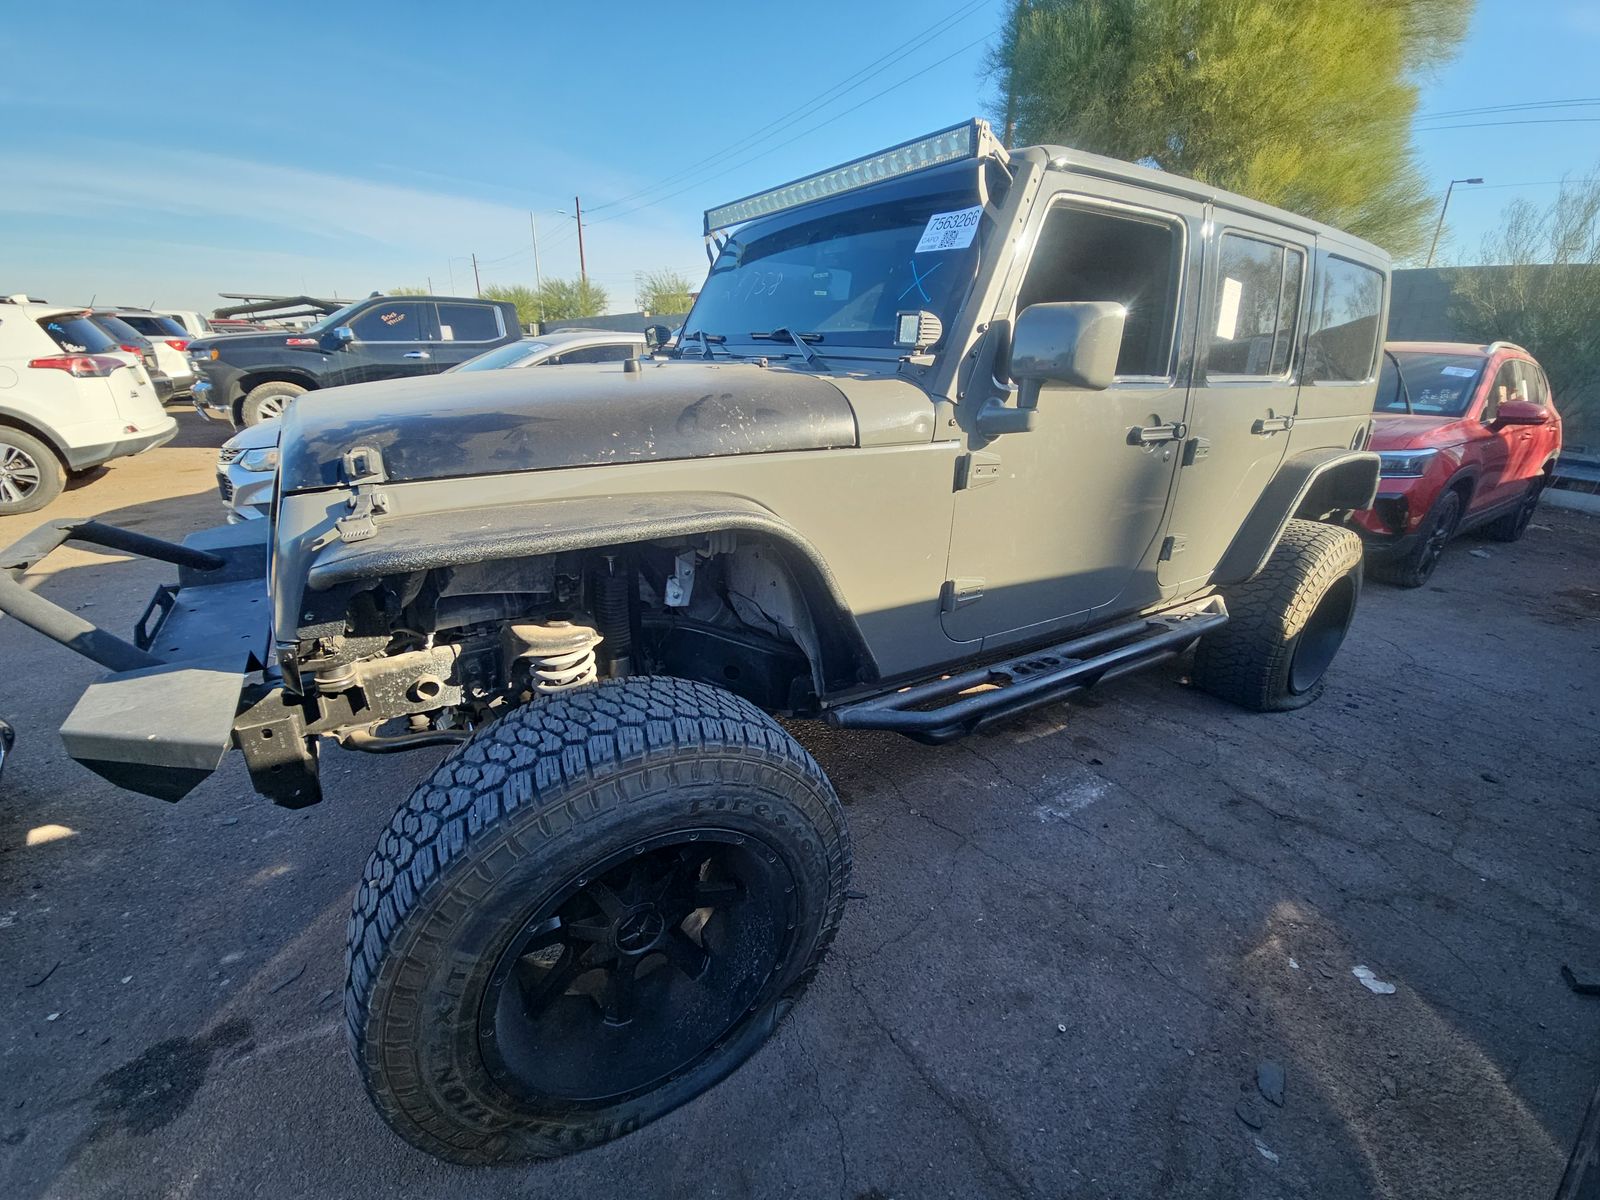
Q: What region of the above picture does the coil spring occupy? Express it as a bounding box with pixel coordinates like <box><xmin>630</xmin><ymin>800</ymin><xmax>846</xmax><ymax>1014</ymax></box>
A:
<box><xmin>531</xmin><ymin>642</ymin><xmax>599</xmax><ymax>692</ymax></box>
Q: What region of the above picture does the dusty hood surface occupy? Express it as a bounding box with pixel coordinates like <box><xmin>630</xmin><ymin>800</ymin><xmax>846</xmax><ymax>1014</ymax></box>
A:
<box><xmin>276</xmin><ymin>359</ymin><xmax>859</xmax><ymax>492</ymax></box>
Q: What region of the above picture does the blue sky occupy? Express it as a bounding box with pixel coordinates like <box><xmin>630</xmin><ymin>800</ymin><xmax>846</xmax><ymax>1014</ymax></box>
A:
<box><xmin>0</xmin><ymin>0</ymin><xmax>1595</xmax><ymax>312</ymax></box>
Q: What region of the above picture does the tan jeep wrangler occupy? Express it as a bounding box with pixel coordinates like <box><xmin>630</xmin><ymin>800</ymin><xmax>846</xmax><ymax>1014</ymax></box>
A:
<box><xmin>0</xmin><ymin>119</ymin><xmax>1383</xmax><ymax>1163</ymax></box>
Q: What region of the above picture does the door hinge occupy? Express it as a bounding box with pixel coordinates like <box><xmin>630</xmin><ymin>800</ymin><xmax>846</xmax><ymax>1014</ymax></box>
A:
<box><xmin>941</xmin><ymin>577</ymin><xmax>985</xmax><ymax>612</ymax></box>
<box><xmin>1159</xmin><ymin>535</ymin><xmax>1187</xmax><ymax>562</ymax></box>
<box><xmin>1182</xmin><ymin>437</ymin><xmax>1210</xmax><ymax>466</ymax></box>
<box><xmin>335</xmin><ymin>445</ymin><xmax>389</xmax><ymax>543</ymax></box>
<box><xmin>955</xmin><ymin>451</ymin><xmax>1002</xmax><ymax>491</ymax></box>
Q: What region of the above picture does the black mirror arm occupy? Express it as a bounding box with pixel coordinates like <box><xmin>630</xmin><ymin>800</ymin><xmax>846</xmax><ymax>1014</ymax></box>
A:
<box><xmin>962</xmin><ymin>319</ymin><xmax>1038</xmax><ymax>438</ymax></box>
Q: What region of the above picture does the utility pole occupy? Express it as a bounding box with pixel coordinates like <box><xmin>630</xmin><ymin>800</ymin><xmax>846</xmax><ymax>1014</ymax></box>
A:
<box><xmin>471</xmin><ymin>252</ymin><xmax>482</xmax><ymax>296</ymax></box>
<box><xmin>1426</xmin><ymin>177</ymin><xmax>1484</xmax><ymax>268</ymax></box>
<box><xmin>427</xmin><ymin>276</ymin><xmax>433</xmax><ymax>294</ymax></box>
<box><xmin>574</xmin><ymin>195</ymin><xmax>587</xmax><ymax>284</ymax></box>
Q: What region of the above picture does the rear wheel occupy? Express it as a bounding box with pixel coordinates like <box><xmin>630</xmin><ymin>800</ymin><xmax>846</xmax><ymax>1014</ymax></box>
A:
<box><xmin>1370</xmin><ymin>489</ymin><xmax>1461</xmax><ymax>588</ymax></box>
<box><xmin>240</xmin><ymin>380</ymin><xmax>305</xmax><ymax>426</ymax></box>
<box><xmin>1193</xmin><ymin>519</ymin><xmax>1363</xmax><ymax>712</ymax></box>
<box><xmin>0</xmin><ymin>428</ymin><xmax>65</xmax><ymax>515</ymax></box>
<box><xmin>1481</xmin><ymin>475</ymin><xmax>1545</xmax><ymax>542</ymax></box>
<box><xmin>346</xmin><ymin>677</ymin><xmax>850</xmax><ymax>1164</ymax></box>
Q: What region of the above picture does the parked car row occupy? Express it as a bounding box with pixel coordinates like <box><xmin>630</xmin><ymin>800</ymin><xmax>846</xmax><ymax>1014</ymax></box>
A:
<box><xmin>0</xmin><ymin>295</ymin><xmax>176</xmax><ymax>514</ymax></box>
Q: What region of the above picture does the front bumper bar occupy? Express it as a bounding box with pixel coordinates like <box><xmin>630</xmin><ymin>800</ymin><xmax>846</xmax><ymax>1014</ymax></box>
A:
<box><xmin>0</xmin><ymin>520</ymin><xmax>271</xmax><ymax>801</ymax></box>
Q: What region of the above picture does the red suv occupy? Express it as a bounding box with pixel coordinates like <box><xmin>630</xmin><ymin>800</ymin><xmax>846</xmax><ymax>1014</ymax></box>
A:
<box><xmin>1353</xmin><ymin>341</ymin><xmax>1562</xmax><ymax>586</ymax></box>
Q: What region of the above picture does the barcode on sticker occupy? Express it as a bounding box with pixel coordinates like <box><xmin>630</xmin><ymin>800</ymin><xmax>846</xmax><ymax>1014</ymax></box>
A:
<box><xmin>915</xmin><ymin>206</ymin><xmax>983</xmax><ymax>253</ymax></box>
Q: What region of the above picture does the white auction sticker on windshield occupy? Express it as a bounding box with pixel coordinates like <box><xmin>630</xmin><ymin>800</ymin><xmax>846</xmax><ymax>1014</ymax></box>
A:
<box><xmin>915</xmin><ymin>205</ymin><xmax>983</xmax><ymax>253</ymax></box>
<box><xmin>1440</xmin><ymin>365</ymin><xmax>1477</xmax><ymax>377</ymax></box>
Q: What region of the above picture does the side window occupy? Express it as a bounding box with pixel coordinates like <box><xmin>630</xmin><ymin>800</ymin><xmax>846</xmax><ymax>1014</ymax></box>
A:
<box><xmin>437</xmin><ymin>303</ymin><xmax>502</xmax><ymax>342</ymax></box>
<box><xmin>349</xmin><ymin>302</ymin><xmax>427</xmax><ymax>342</ymax></box>
<box><xmin>1306</xmin><ymin>256</ymin><xmax>1383</xmax><ymax>382</ymax></box>
<box><xmin>1015</xmin><ymin>203</ymin><xmax>1182</xmax><ymax>378</ymax></box>
<box><xmin>1515</xmin><ymin>361</ymin><xmax>1546</xmax><ymax>406</ymax></box>
<box><xmin>554</xmin><ymin>343</ymin><xmax>636</xmax><ymax>364</ymax></box>
<box><xmin>1482</xmin><ymin>361</ymin><xmax>1518</xmax><ymax>422</ymax></box>
<box><xmin>1208</xmin><ymin>233</ymin><xmax>1303</xmax><ymax>377</ymax></box>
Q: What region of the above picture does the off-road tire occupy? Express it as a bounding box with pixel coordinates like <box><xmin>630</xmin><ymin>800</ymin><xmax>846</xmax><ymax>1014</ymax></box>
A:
<box><xmin>346</xmin><ymin>677</ymin><xmax>851</xmax><ymax>1165</ymax></box>
<box><xmin>1369</xmin><ymin>489</ymin><xmax>1462</xmax><ymax>588</ymax></box>
<box><xmin>1193</xmin><ymin>519</ymin><xmax>1363</xmax><ymax>712</ymax></box>
<box><xmin>1481</xmin><ymin>475</ymin><xmax>1544</xmax><ymax>542</ymax></box>
<box><xmin>0</xmin><ymin>427</ymin><xmax>65</xmax><ymax>515</ymax></box>
<box><xmin>240</xmin><ymin>380</ymin><xmax>306</xmax><ymax>426</ymax></box>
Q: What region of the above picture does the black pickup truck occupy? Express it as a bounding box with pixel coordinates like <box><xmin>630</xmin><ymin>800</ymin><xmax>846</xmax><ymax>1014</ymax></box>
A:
<box><xmin>189</xmin><ymin>293</ymin><xmax>523</xmax><ymax>426</ymax></box>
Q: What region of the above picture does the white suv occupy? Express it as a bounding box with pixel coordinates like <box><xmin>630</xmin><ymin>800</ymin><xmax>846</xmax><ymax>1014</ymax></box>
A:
<box><xmin>0</xmin><ymin>295</ymin><xmax>176</xmax><ymax>514</ymax></box>
<box><xmin>108</xmin><ymin>309</ymin><xmax>199</xmax><ymax>397</ymax></box>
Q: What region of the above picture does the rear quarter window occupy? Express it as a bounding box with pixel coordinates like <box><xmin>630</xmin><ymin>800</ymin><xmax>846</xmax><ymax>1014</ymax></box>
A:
<box><xmin>1307</xmin><ymin>257</ymin><xmax>1384</xmax><ymax>383</ymax></box>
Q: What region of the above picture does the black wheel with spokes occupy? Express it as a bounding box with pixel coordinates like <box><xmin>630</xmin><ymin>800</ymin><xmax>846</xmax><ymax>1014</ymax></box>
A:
<box><xmin>1370</xmin><ymin>489</ymin><xmax>1460</xmax><ymax>588</ymax></box>
<box><xmin>347</xmin><ymin>677</ymin><xmax>849</xmax><ymax>1165</ymax></box>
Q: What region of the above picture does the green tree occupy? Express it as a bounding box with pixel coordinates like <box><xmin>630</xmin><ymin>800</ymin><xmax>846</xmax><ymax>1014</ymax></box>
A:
<box><xmin>636</xmin><ymin>268</ymin><xmax>696</xmax><ymax>315</ymax></box>
<box><xmin>988</xmin><ymin>0</ymin><xmax>1472</xmax><ymax>257</ymax></box>
<box><xmin>481</xmin><ymin>283</ymin><xmax>544</xmax><ymax>327</ymax></box>
<box><xmin>1449</xmin><ymin>174</ymin><xmax>1600</xmax><ymax>444</ymax></box>
<box><xmin>536</xmin><ymin>276</ymin><xmax>609</xmax><ymax>321</ymax></box>
<box><xmin>387</xmin><ymin>285</ymin><xmax>431</xmax><ymax>295</ymax></box>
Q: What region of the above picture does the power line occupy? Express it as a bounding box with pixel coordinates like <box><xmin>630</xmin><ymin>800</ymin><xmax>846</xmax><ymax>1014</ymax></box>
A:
<box><xmin>1415</xmin><ymin>117</ymin><xmax>1600</xmax><ymax>132</ymax></box>
<box><xmin>591</xmin><ymin>30</ymin><xmax>995</xmax><ymax>226</ymax></box>
<box><xmin>585</xmin><ymin>0</ymin><xmax>990</xmax><ymax>214</ymax></box>
<box><xmin>1419</xmin><ymin>97</ymin><xmax>1600</xmax><ymax>121</ymax></box>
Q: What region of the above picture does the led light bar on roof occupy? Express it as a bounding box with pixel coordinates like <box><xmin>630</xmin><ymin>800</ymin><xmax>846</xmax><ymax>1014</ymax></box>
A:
<box><xmin>704</xmin><ymin>118</ymin><xmax>1008</xmax><ymax>235</ymax></box>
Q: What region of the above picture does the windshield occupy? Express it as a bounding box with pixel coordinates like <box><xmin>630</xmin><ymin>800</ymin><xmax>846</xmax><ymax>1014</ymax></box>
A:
<box><xmin>686</xmin><ymin>187</ymin><xmax>984</xmax><ymax>352</ymax></box>
<box><xmin>448</xmin><ymin>340</ymin><xmax>550</xmax><ymax>372</ymax></box>
<box><xmin>1377</xmin><ymin>351</ymin><xmax>1485</xmax><ymax>416</ymax></box>
<box><xmin>304</xmin><ymin>300</ymin><xmax>365</xmax><ymax>334</ymax></box>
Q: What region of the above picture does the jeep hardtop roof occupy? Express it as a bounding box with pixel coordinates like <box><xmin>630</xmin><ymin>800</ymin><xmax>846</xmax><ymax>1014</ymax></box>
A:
<box><xmin>703</xmin><ymin>117</ymin><xmax>1387</xmax><ymax>266</ymax></box>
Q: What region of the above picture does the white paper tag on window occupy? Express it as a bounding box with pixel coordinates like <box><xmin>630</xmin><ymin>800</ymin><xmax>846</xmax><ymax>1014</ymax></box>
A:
<box><xmin>915</xmin><ymin>205</ymin><xmax>983</xmax><ymax>253</ymax></box>
<box><xmin>1440</xmin><ymin>365</ymin><xmax>1476</xmax><ymax>377</ymax></box>
<box><xmin>1216</xmin><ymin>277</ymin><xmax>1243</xmax><ymax>341</ymax></box>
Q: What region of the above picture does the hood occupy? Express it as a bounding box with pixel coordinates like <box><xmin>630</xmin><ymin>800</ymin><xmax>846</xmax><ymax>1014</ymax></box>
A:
<box><xmin>276</xmin><ymin>359</ymin><xmax>860</xmax><ymax>492</ymax></box>
<box><xmin>1370</xmin><ymin>413</ymin><xmax>1467</xmax><ymax>452</ymax></box>
<box><xmin>222</xmin><ymin>417</ymin><xmax>282</xmax><ymax>453</ymax></box>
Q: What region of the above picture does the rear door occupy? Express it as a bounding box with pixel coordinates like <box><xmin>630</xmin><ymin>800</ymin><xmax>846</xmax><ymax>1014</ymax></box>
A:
<box><xmin>331</xmin><ymin>300</ymin><xmax>438</xmax><ymax>384</ymax></box>
<box><xmin>432</xmin><ymin>301</ymin><xmax>511</xmax><ymax>370</ymax></box>
<box><xmin>1469</xmin><ymin>359</ymin><xmax>1518</xmax><ymax>511</ymax></box>
<box><xmin>1158</xmin><ymin>216</ymin><xmax>1308</xmax><ymax>591</ymax></box>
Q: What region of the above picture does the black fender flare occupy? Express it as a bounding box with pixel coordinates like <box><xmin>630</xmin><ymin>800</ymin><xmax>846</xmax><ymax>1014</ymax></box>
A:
<box><xmin>1214</xmin><ymin>449</ymin><xmax>1380</xmax><ymax>586</ymax></box>
<box><xmin>303</xmin><ymin>491</ymin><xmax>877</xmax><ymax>690</ymax></box>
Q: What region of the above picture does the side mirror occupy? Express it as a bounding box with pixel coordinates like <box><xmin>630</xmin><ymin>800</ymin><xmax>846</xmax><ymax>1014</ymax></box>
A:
<box><xmin>1011</xmin><ymin>301</ymin><xmax>1127</xmax><ymax>399</ymax></box>
<box><xmin>1494</xmin><ymin>399</ymin><xmax>1548</xmax><ymax>426</ymax></box>
<box><xmin>333</xmin><ymin>325</ymin><xmax>355</xmax><ymax>344</ymax></box>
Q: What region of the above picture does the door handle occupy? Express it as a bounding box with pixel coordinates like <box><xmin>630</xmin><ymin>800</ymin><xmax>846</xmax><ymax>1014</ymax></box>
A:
<box><xmin>1252</xmin><ymin>415</ymin><xmax>1294</xmax><ymax>434</ymax></box>
<box><xmin>1128</xmin><ymin>421</ymin><xmax>1187</xmax><ymax>446</ymax></box>
<box><xmin>403</xmin><ymin>351</ymin><xmax>431</xmax><ymax>360</ymax></box>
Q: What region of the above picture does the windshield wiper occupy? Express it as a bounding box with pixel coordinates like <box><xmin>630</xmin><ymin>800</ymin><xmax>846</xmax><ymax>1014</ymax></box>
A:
<box><xmin>680</xmin><ymin>330</ymin><xmax>729</xmax><ymax>359</ymax></box>
<box><xmin>750</xmin><ymin>328</ymin><xmax>826</xmax><ymax>367</ymax></box>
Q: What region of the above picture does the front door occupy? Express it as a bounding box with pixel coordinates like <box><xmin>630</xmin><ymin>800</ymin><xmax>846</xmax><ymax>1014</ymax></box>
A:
<box><xmin>1158</xmin><ymin>215</ymin><xmax>1308</xmax><ymax>591</ymax></box>
<box><xmin>942</xmin><ymin>191</ymin><xmax>1200</xmax><ymax>647</ymax></box>
<box><xmin>331</xmin><ymin>299</ymin><xmax>438</xmax><ymax>385</ymax></box>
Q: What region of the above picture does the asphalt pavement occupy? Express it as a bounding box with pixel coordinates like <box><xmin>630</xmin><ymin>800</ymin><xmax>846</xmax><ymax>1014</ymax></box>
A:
<box><xmin>1</xmin><ymin>413</ymin><xmax>1597</xmax><ymax>1199</ymax></box>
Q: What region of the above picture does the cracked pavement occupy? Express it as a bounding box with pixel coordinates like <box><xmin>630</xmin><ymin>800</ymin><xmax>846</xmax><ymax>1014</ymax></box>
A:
<box><xmin>1</xmin><ymin>420</ymin><xmax>1597</xmax><ymax>1199</ymax></box>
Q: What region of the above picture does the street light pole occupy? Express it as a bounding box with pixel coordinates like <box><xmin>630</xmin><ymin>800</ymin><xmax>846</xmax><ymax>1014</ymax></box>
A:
<box><xmin>1426</xmin><ymin>177</ymin><xmax>1484</xmax><ymax>268</ymax></box>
